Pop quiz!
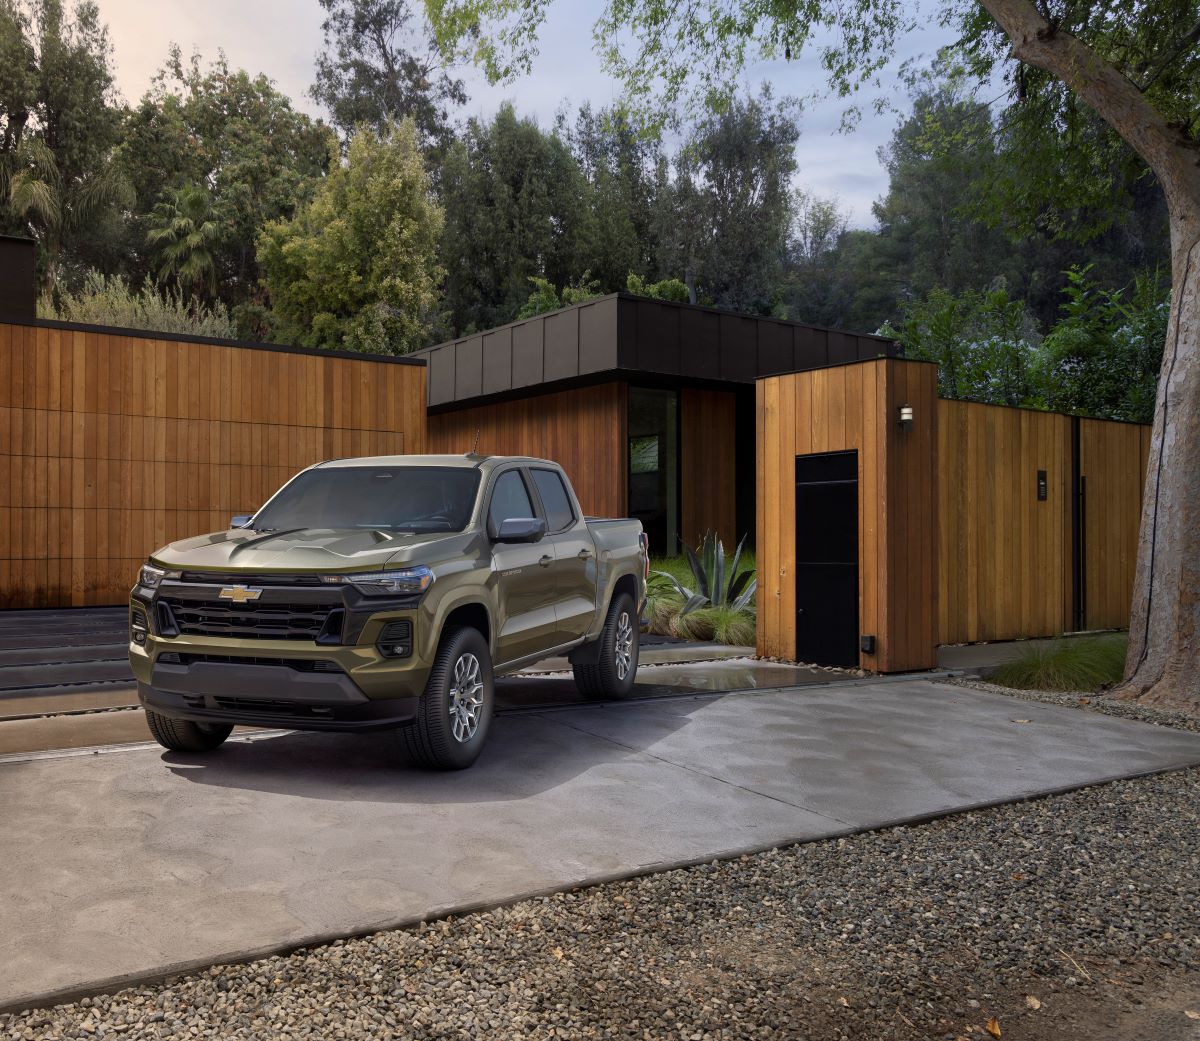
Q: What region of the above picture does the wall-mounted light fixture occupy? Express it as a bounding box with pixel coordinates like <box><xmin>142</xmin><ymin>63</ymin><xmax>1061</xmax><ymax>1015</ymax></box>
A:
<box><xmin>897</xmin><ymin>404</ymin><xmax>914</xmax><ymax>432</ymax></box>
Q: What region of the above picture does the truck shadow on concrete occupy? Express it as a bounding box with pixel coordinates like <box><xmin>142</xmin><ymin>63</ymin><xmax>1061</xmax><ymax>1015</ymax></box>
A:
<box><xmin>159</xmin><ymin>688</ymin><xmax>722</xmax><ymax>805</ymax></box>
<box><xmin>156</xmin><ymin>662</ymin><xmax>824</xmax><ymax>803</ymax></box>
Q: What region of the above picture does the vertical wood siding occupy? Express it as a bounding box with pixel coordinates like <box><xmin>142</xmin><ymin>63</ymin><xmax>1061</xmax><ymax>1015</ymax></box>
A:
<box><xmin>427</xmin><ymin>383</ymin><xmax>628</xmax><ymax>519</ymax></box>
<box><xmin>935</xmin><ymin>402</ymin><xmax>1149</xmax><ymax>644</ymax></box>
<box><xmin>0</xmin><ymin>322</ymin><xmax>427</xmax><ymax>608</ymax></box>
<box><xmin>935</xmin><ymin>401</ymin><xmax>1073</xmax><ymax>644</ymax></box>
<box><xmin>1080</xmin><ymin>418</ymin><xmax>1151</xmax><ymax>631</ymax></box>
<box><xmin>680</xmin><ymin>387</ymin><xmax>736</xmax><ymax>548</ymax></box>
<box><xmin>756</xmin><ymin>359</ymin><xmax>939</xmax><ymax>672</ymax></box>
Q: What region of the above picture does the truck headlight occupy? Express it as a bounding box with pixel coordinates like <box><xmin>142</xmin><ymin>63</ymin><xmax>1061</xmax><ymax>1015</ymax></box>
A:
<box><xmin>325</xmin><ymin>566</ymin><xmax>435</xmax><ymax>597</ymax></box>
<box><xmin>140</xmin><ymin>563</ymin><xmax>166</xmax><ymax>588</ymax></box>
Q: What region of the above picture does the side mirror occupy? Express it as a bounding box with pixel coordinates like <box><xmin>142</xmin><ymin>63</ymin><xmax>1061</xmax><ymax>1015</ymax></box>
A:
<box><xmin>230</xmin><ymin>515</ymin><xmax>254</xmax><ymax>529</ymax></box>
<box><xmin>494</xmin><ymin>517</ymin><xmax>547</xmax><ymax>543</ymax></box>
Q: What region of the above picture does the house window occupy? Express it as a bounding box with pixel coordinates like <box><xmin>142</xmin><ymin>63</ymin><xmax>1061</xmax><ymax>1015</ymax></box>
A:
<box><xmin>628</xmin><ymin>387</ymin><xmax>679</xmax><ymax>554</ymax></box>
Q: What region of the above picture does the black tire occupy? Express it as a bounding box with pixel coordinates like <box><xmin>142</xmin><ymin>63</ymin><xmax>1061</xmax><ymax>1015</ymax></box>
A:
<box><xmin>144</xmin><ymin>709</ymin><xmax>233</xmax><ymax>753</ymax></box>
<box><xmin>573</xmin><ymin>592</ymin><xmax>639</xmax><ymax>698</ymax></box>
<box><xmin>401</xmin><ymin>625</ymin><xmax>494</xmax><ymax>770</ymax></box>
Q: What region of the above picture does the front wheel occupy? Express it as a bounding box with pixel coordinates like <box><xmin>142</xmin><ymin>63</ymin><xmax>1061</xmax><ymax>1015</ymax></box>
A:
<box><xmin>144</xmin><ymin>709</ymin><xmax>233</xmax><ymax>753</ymax></box>
<box><xmin>401</xmin><ymin>625</ymin><xmax>494</xmax><ymax>770</ymax></box>
<box><xmin>573</xmin><ymin>592</ymin><xmax>639</xmax><ymax>698</ymax></box>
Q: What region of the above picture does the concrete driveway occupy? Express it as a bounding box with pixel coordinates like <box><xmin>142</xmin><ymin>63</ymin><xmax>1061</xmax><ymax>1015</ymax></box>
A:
<box><xmin>3</xmin><ymin>678</ymin><xmax>1200</xmax><ymax>1011</ymax></box>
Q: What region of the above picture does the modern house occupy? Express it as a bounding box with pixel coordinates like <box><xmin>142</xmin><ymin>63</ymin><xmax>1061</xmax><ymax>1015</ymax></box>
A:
<box><xmin>0</xmin><ymin>236</ymin><xmax>1151</xmax><ymax>672</ymax></box>
<box><xmin>414</xmin><ymin>295</ymin><xmax>897</xmax><ymax>554</ymax></box>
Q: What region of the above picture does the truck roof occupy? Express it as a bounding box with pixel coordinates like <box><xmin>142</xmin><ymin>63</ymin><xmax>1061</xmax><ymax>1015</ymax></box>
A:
<box><xmin>314</xmin><ymin>454</ymin><xmax>558</xmax><ymax>470</ymax></box>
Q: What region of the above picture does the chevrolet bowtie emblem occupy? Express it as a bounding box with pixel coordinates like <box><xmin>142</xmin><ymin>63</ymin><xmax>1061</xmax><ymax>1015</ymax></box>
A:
<box><xmin>218</xmin><ymin>585</ymin><xmax>263</xmax><ymax>603</ymax></box>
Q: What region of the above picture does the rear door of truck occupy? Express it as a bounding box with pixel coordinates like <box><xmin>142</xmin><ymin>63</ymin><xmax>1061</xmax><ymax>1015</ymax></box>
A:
<box><xmin>527</xmin><ymin>465</ymin><xmax>597</xmax><ymax>642</ymax></box>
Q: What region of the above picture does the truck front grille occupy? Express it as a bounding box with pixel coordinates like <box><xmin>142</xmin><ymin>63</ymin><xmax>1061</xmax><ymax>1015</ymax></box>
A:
<box><xmin>157</xmin><ymin>597</ymin><xmax>342</xmax><ymax>642</ymax></box>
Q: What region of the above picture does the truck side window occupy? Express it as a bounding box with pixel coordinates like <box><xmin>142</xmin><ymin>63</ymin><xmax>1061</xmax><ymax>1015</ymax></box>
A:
<box><xmin>531</xmin><ymin>469</ymin><xmax>575</xmax><ymax>532</ymax></box>
<box><xmin>488</xmin><ymin>470</ymin><xmax>535</xmax><ymax>532</ymax></box>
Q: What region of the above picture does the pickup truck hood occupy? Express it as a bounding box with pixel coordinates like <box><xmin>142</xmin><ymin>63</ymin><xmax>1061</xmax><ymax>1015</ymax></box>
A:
<box><xmin>150</xmin><ymin>528</ymin><xmax>471</xmax><ymax>573</ymax></box>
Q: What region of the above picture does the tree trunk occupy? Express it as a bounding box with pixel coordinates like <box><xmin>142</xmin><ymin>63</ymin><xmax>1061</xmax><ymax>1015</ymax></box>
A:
<box><xmin>977</xmin><ymin>0</ymin><xmax>1200</xmax><ymax>712</ymax></box>
<box><xmin>1115</xmin><ymin>216</ymin><xmax>1200</xmax><ymax>710</ymax></box>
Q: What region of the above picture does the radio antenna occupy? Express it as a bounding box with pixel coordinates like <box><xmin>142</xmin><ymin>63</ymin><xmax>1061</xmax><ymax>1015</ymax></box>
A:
<box><xmin>470</xmin><ymin>428</ymin><xmax>480</xmax><ymax>455</ymax></box>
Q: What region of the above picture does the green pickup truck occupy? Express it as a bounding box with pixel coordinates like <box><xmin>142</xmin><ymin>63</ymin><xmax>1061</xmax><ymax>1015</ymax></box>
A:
<box><xmin>129</xmin><ymin>454</ymin><xmax>648</xmax><ymax>769</ymax></box>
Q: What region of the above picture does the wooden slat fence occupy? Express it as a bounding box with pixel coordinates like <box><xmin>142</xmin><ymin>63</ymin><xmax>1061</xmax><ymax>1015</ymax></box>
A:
<box><xmin>0</xmin><ymin>322</ymin><xmax>427</xmax><ymax>607</ymax></box>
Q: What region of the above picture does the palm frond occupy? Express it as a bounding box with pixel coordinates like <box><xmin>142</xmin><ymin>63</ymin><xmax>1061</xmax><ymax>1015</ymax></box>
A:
<box><xmin>9</xmin><ymin>174</ymin><xmax>57</xmax><ymax>226</ymax></box>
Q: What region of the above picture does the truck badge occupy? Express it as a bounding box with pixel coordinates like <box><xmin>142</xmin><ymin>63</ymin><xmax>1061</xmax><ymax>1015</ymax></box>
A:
<box><xmin>218</xmin><ymin>585</ymin><xmax>263</xmax><ymax>603</ymax></box>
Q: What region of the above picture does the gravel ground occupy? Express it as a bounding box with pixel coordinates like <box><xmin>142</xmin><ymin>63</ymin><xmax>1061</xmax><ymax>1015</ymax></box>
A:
<box><xmin>6</xmin><ymin>759</ymin><xmax>1200</xmax><ymax>1041</ymax></box>
<box><xmin>953</xmin><ymin>676</ymin><xmax>1200</xmax><ymax>734</ymax></box>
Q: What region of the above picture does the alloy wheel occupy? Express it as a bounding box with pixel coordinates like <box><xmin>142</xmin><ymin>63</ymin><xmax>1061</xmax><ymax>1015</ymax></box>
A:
<box><xmin>615</xmin><ymin>611</ymin><xmax>634</xmax><ymax>680</ymax></box>
<box><xmin>448</xmin><ymin>652</ymin><xmax>484</xmax><ymax>743</ymax></box>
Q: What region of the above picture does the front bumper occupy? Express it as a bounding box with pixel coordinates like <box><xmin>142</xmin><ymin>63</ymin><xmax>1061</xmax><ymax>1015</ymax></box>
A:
<box><xmin>138</xmin><ymin>672</ymin><xmax>420</xmax><ymax>732</ymax></box>
<box><xmin>129</xmin><ymin>576</ymin><xmax>434</xmax><ymax>729</ymax></box>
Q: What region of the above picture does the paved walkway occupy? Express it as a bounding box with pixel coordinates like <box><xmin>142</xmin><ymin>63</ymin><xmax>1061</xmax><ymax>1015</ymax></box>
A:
<box><xmin>3</xmin><ymin>678</ymin><xmax>1199</xmax><ymax>1011</ymax></box>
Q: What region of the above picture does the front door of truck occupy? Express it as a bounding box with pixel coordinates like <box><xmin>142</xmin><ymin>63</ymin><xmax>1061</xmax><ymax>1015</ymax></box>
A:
<box><xmin>529</xmin><ymin>467</ymin><xmax>596</xmax><ymax>641</ymax></box>
<box><xmin>488</xmin><ymin>468</ymin><xmax>558</xmax><ymax>666</ymax></box>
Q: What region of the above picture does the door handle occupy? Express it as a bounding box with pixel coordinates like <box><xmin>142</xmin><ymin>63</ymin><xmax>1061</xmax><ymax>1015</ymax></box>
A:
<box><xmin>538</xmin><ymin>554</ymin><xmax>553</xmax><ymax>567</ymax></box>
<box><xmin>577</xmin><ymin>549</ymin><xmax>593</xmax><ymax>560</ymax></box>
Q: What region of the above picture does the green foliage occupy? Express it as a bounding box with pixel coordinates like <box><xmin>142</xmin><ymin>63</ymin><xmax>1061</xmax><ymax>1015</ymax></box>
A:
<box><xmin>652</xmin><ymin>532</ymin><xmax>757</xmax><ymax>617</ymax></box>
<box><xmin>988</xmin><ymin>634</ymin><xmax>1129</xmax><ymax>693</ymax></box>
<box><xmin>0</xmin><ymin>0</ymin><xmax>125</xmax><ymax>282</ymax></box>
<box><xmin>145</xmin><ymin>184</ymin><xmax>227</xmax><ymax>301</ymax></box>
<box><xmin>516</xmin><ymin>273</ymin><xmax>603</xmax><ymax>319</ymax></box>
<box><xmin>1030</xmin><ymin>266</ymin><xmax>1169</xmax><ymax>424</ymax></box>
<box><xmin>645</xmin><ymin>547</ymin><xmax>758</xmax><ymax>645</ymax></box>
<box><xmin>887</xmin><ymin>267</ymin><xmax>1168</xmax><ymax>421</ymax></box>
<box><xmin>437</xmin><ymin>103</ymin><xmax>592</xmax><ymax>336</ymax></box>
<box><xmin>625</xmin><ymin>273</ymin><xmax>689</xmax><ymax>302</ymax></box>
<box><xmin>655</xmin><ymin>88</ymin><xmax>798</xmax><ymax>314</ymax></box>
<box><xmin>39</xmin><ymin>270</ymin><xmax>237</xmax><ymax>338</ymax></box>
<box><xmin>310</xmin><ymin>0</ymin><xmax>466</xmax><ymax>152</ymax></box>
<box><xmin>671</xmin><ymin>604</ymin><xmax>756</xmax><ymax>646</ymax></box>
<box><xmin>119</xmin><ymin>49</ymin><xmax>333</xmax><ymax>312</ymax></box>
<box><xmin>885</xmin><ymin>282</ymin><xmax>1037</xmax><ymax>407</ymax></box>
<box><xmin>7</xmin><ymin>136</ymin><xmax>132</xmax><ymax>291</ymax></box>
<box><xmin>560</xmin><ymin>104</ymin><xmax>665</xmax><ymax>292</ymax></box>
<box><xmin>258</xmin><ymin>120</ymin><xmax>444</xmax><ymax>355</ymax></box>
<box><xmin>427</xmin><ymin>1</ymin><xmax>1198</xmax><ymax>228</ymax></box>
<box><xmin>778</xmin><ymin>71</ymin><xmax>1169</xmax><ymax>335</ymax></box>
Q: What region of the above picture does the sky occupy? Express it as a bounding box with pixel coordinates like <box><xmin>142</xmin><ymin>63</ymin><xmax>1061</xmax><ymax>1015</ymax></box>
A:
<box><xmin>98</xmin><ymin>0</ymin><xmax>959</xmax><ymax>229</ymax></box>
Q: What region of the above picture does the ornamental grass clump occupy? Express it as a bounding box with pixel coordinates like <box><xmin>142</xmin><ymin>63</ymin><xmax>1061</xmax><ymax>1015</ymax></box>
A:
<box><xmin>988</xmin><ymin>634</ymin><xmax>1128</xmax><ymax>693</ymax></box>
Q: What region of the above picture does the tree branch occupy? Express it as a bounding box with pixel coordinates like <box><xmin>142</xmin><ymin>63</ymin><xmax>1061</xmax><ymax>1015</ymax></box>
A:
<box><xmin>980</xmin><ymin>0</ymin><xmax>1200</xmax><ymax>213</ymax></box>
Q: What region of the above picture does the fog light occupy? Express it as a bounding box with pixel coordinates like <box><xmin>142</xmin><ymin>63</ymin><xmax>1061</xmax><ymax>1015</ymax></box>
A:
<box><xmin>376</xmin><ymin>620</ymin><xmax>413</xmax><ymax>658</ymax></box>
<box><xmin>133</xmin><ymin>630</ymin><xmax>147</xmax><ymax>645</ymax></box>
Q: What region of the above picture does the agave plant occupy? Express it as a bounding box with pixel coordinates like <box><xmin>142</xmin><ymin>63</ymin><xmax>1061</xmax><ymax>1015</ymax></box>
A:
<box><xmin>653</xmin><ymin>531</ymin><xmax>757</xmax><ymax>618</ymax></box>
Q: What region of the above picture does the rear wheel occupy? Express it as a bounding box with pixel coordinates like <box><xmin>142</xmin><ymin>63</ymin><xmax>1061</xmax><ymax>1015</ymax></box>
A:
<box><xmin>401</xmin><ymin>625</ymin><xmax>494</xmax><ymax>770</ymax></box>
<box><xmin>573</xmin><ymin>592</ymin><xmax>639</xmax><ymax>698</ymax></box>
<box><xmin>144</xmin><ymin>709</ymin><xmax>233</xmax><ymax>753</ymax></box>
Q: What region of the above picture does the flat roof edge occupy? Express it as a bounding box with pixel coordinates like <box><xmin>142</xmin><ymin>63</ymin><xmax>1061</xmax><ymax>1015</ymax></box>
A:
<box><xmin>0</xmin><ymin>317</ymin><xmax>427</xmax><ymax>366</ymax></box>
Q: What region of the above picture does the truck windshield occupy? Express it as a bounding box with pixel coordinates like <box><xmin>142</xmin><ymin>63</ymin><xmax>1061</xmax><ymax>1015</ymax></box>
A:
<box><xmin>250</xmin><ymin>466</ymin><xmax>481</xmax><ymax>533</ymax></box>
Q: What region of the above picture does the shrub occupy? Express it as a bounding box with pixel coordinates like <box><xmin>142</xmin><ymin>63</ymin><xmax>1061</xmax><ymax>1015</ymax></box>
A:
<box><xmin>671</xmin><ymin>604</ymin><xmax>756</xmax><ymax>646</ymax></box>
<box><xmin>652</xmin><ymin>531</ymin><xmax>757</xmax><ymax>616</ymax></box>
<box><xmin>39</xmin><ymin>272</ymin><xmax>237</xmax><ymax>338</ymax></box>
<box><xmin>988</xmin><ymin>634</ymin><xmax>1128</xmax><ymax>692</ymax></box>
<box><xmin>646</xmin><ymin>538</ymin><xmax>756</xmax><ymax>646</ymax></box>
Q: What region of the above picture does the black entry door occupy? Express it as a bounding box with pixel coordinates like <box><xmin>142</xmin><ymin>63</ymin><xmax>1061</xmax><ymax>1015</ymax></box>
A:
<box><xmin>795</xmin><ymin>451</ymin><xmax>859</xmax><ymax>667</ymax></box>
